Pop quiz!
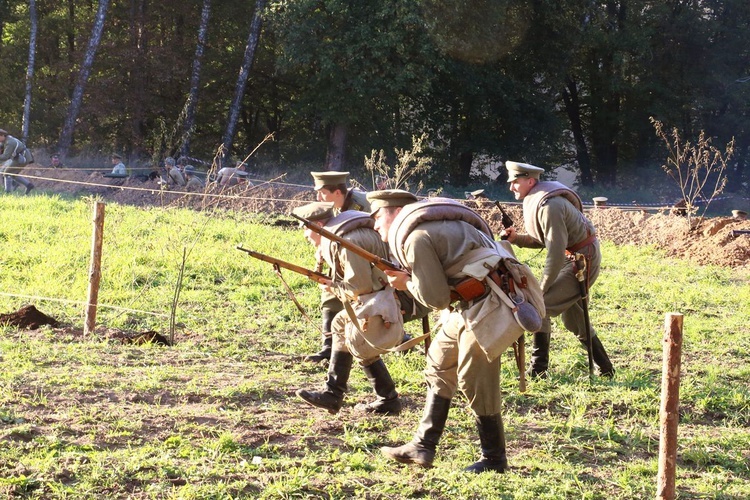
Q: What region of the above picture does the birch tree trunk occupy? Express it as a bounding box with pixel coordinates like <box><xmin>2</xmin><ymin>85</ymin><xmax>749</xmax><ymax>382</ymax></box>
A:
<box><xmin>182</xmin><ymin>0</ymin><xmax>212</xmax><ymax>157</ymax></box>
<box><xmin>22</xmin><ymin>0</ymin><xmax>38</xmax><ymax>144</ymax></box>
<box><xmin>221</xmin><ymin>0</ymin><xmax>267</xmax><ymax>167</ymax></box>
<box><xmin>58</xmin><ymin>0</ymin><xmax>111</xmax><ymax>156</ymax></box>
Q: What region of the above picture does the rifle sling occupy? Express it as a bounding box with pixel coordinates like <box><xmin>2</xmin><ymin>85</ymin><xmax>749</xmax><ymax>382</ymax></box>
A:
<box><xmin>273</xmin><ymin>265</ymin><xmax>323</xmax><ymax>334</ymax></box>
<box><xmin>342</xmin><ymin>299</ymin><xmax>433</xmax><ymax>353</ymax></box>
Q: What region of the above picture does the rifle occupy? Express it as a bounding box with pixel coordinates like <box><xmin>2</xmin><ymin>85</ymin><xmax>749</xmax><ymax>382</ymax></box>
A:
<box><xmin>236</xmin><ymin>246</ymin><xmax>330</xmax><ymax>285</ymax></box>
<box><xmin>494</xmin><ymin>201</ymin><xmax>527</xmax><ymax>392</ymax></box>
<box><xmin>291</xmin><ymin>213</ymin><xmax>404</xmax><ymax>273</ymax></box>
<box><xmin>731</xmin><ymin>230</ymin><xmax>750</xmax><ymax>237</ymax></box>
<box><xmin>494</xmin><ymin>201</ymin><xmax>514</xmax><ymax>241</ymax></box>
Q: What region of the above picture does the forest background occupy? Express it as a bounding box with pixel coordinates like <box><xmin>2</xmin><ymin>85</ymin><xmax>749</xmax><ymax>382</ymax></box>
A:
<box><xmin>1</xmin><ymin>0</ymin><xmax>749</xmax><ymax>193</ymax></box>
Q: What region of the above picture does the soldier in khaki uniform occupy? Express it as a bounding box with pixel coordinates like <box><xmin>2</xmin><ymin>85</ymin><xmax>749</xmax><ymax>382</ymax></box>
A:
<box><xmin>372</xmin><ymin>190</ymin><xmax>537</xmax><ymax>473</ymax></box>
<box><xmin>184</xmin><ymin>165</ymin><xmax>204</xmax><ymax>191</ymax></box>
<box><xmin>293</xmin><ymin>202</ymin><xmax>421</xmax><ymax>415</ymax></box>
<box><xmin>502</xmin><ymin>161</ymin><xmax>614</xmax><ymax>378</ymax></box>
<box><xmin>0</xmin><ymin>129</ymin><xmax>34</xmax><ymax>194</ymax></box>
<box><xmin>305</xmin><ymin>171</ymin><xmax>371</xmax><ymax>363</ymax></box>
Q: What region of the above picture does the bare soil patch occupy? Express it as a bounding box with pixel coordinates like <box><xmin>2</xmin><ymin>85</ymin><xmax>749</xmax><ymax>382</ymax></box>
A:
<box><xmin>0</xmin><ymin>305</ymin><xmax>59</xmax><ymax>329</ymax></box>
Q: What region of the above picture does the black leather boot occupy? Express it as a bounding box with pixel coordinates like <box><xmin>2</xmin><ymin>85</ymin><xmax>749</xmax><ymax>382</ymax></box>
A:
<box><xmin>527</xmin><ymin>331</ymin><xmax>551</xmax><ymax>378</ymax></box>
<box><xmin>296</xmin><ymin>349</ymin><xmax>353</xmax><ymax>414</ymax></box>
<box><xmin>380</xmin><ymin>391</ymin><xmax>451</xmax><ymax>467</ymax></box>
<box><xmin>587</xmin><ymin>336</ymin><xmax>615</xmax><ymax>378</ymax></box>
<box><xmin>305</xmin><ymin>308</ymin><xmax>336</xmax><ymax>363</ymax></box>
<box><xmin>464</xmin><ymin>414</ymin><xmax>508</xmax><ymax>473</ymax></box>
<box><xmin>355</xmin><ymin>359</ymin><xmax>401</xmax><ymax>416</ymax></box>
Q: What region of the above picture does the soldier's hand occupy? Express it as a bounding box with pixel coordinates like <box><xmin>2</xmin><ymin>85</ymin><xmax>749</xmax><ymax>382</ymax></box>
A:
<box><xmin>384</xmin><ymin>270</ymin><xmax>410</xmax><ymax>291</ymax></box>
<box><xmin>501</xmin><ymin>226</ymin><xmax>517</xmax><ymax>242</ymax></box>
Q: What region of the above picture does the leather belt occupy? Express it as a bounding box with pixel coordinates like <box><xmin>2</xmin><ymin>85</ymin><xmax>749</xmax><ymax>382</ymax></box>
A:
<box><xmin>449</xmin><ymin>269</ymin><xmax>505</xmax><ymax>304</ymax></box>
<box><xmin>566</xmin><ymin>233</ymin><xmax>597</xmax><ymax>254</ymax></box>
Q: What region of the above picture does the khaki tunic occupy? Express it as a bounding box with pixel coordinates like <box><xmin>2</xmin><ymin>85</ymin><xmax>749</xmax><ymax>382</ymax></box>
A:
<box><xmin>185</xmin><ymin>176</ymin><xmax>204</xmax><ymax>191</ymax></box>
<box><xmin>399</xmin><ymin>219</ymin><xmax>508</xmax><ymax>416</ymax></box>
<box><xmin>168</xmin><ymin>168</ymin><xmax>186</xmax><ymax>187</ymax></box>
<box><xmin>514</xmin><ymin>184</ymin><xmax>601</xmax><ymax>343</ymax></box>
<box><xmin>327</xmin><ymin>227</ymin><xmax>402</xmax><ymax>365</ymax></box>
<box><xmin>0</xmin><ymin>135</ymin><xmax>30</xmax><ymax>175</ymax></box>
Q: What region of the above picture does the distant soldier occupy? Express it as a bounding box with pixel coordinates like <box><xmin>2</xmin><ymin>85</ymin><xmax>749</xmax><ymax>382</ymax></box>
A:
<box><xmin>163</xmin><ymin>157</ymin><xmax>185</xmax><ymax>186</ymax></box>
<box><xmin>215</xmin><ymin>160</ymin><xmax>250</xmax><ymax>187</ymax></box>
<box><xmin>106</xmin><ymin>153</ymin><xmax>127</xmax><ymax>176</ymax></box>
<box><xmin>293</xmin><ymin>202</ymin><xmax>428</xmax><ymax>415</ymax></box>
<box><xmin>502</xmin><ymin>161</ymin><xmax>614</xmax><ymax>378</ymax></box>
<box><xmin>305</xmin><ymin>171</ymin><xmax>371</xmax><ymax>363</ymax></box>
<box><xmin>0</xmin><ymin>129</ymin><xmax>34</xmax><ymax>194</ymax></box>
<box><xmin>49</xmin><ymin>153</ymin><xmax>63</xmax><ymax>169</ymax></box>
<box><xmin>184</xmin><ymin>165</ymin><xmax>204</xmax><ymax>191</ymax></box>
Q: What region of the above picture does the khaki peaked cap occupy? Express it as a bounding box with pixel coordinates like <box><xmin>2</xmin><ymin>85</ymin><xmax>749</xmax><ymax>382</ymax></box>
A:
<box><xmin>366</xmin><ymin>189</ymin><xmax>418</xmax><ymax>214</ymax></box>
<box><xmin>311</xmin><ymin>171</ymin><xmax>350</xmax><ymax>190</ymax></box>
<box><xmin>505</xmin><ymin>161</ymin><xmax>544</xmax><ymax>181</ymax></box>
<box><xmin>292</xmin><ymin>201</ymin><xmax>335</xmax><ymax>223</ymax></box>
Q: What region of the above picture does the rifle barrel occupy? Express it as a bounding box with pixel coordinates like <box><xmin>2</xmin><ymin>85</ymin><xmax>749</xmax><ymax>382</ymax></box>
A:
<box><xmin>291</xmin><ymin>214</ymin><xmax>403</xmax><ymax>272</ymax></box>
<box><xmin>236</xmin><ymin>246</ymin><xmax>330</xmax><ymax>284</ymax></box>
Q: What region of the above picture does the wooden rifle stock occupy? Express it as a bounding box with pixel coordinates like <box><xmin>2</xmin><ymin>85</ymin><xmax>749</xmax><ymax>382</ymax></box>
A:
<box><xmin>291</xmin><ymin>214</ymin><xmax>405</xmax><ymax>274</ymax></box>
<box><xmin>494</xmin><ymin>201</ymin><xmax>515</xmax><ymax>241</ymax></box>
<box><xmin>236</xmin><ymin>246</ymin><xmax>330</xmax><ymax>284</ymax></box>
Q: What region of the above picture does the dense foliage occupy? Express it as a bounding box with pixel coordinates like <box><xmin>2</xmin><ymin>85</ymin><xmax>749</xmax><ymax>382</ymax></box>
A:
<box><xmin>1</xmin><ymin>0</ymin><xmax>749</xmax><ymax>188</ymax></box>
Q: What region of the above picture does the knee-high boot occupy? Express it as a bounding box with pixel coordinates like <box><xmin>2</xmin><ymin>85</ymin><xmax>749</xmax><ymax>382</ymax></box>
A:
<box><xmin>464</xmin><ymin>414</ymin><xmax>508</xmax><ymax>473</ymax></box>
<box><xmin>296</xmin><ymin>349</ymin><xmax>353</xmax><ymax>413</ymax></box>
<box><xmin>582</xmin><ymin>336</ymin><xmax>615</xmax><ymax>378</ymax></box>
<box><xmin>355</xmin><ymin>359</ymin><xmax>401</xmax><ymax>416</ymax></box>
<box><xmin>527</xmin><ymin>331</ymin><xmax>551</xmax><ymax>378</ymax></box>
<box><xmin>380</xmin><ymin>391</ymin><xmax>450</xmax><ymax>467</ymax></box>
<box><xmin>305</xmin><ymin>308</ymin><xmax>336</xmax><ymax>363</ymax></box>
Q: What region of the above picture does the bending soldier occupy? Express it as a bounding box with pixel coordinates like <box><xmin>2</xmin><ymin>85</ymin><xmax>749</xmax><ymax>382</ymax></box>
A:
<box><xmin>293</xmin><ymin>202</ymin><xmax>427</xmax><ymax>415</ymax></box>
<box><xmin>0</xmin><ymin>129</ymin><xmax>34</xmax><ymax>194</ymax></box>
<box><xmin>372</xmin><ymin>190</ymin><xmax>545</xmax><ymax>473</ymax></box>
<box><xmin>502</xmin><ymin>161</ymin><xmax>614</xmax><ymax>378</ymax></box>
<box><xmin>305</xmin><ymin>171</ymin><xmax>371</xmax><ymax>363</ymax></box>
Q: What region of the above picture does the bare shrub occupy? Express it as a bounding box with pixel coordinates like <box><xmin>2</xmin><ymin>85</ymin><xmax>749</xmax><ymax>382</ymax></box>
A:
<box><xmin>363</xmin><ymin>134</ymin><xmax>431</xmax><ymax>193</ymax></box>
<box><xmin>651</xmin><ymin>117</ymin><xmax>733</xmax><ymax>229</ymax></box>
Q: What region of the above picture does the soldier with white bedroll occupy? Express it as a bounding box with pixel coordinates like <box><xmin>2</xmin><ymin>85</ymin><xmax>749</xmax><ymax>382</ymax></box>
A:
<box><xmin>0</xmin><ymin>129</ymin><xmax>34</xmax><ymax>194</ymax></box>
<box><xmin>304</xmin><ymin>171</ymin><xmax>371</xmax><ymax>363</ymax></box>
<box><xmin>501</xmin><ymin>161</ymin><xmax>614</xmax><ymax>379</ymax></box>
<box><xmin>292</xmin><ymin>202</ymin><xmax>429</xmax><ymax>415</ymax></box>
<box><xmin>372</xmin><ymin>190</ymin><xmax>545</xmax><ymax>473</ymax></box>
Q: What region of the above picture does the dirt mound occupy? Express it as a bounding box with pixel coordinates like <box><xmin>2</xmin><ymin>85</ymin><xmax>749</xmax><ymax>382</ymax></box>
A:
<box><xmin>21</xmin><ymin>167</ymin><xmax>750</xmax><ymax>268</ymax></box>
<box><xmin>0</xmin><ymin>305</ymin><xmax>59</xmax><ymax>329</ymax></box>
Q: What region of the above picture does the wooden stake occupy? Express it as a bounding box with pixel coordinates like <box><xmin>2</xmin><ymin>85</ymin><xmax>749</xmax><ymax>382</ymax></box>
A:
<box><xmin>657</xmin><ymin>312</ymin><xmax>683</xmax><ymax>500</ymax></box>
<box><xmin>83</xmin><ymin>201</ymin><xmax>105</xmax><ymax>336</ymax></box>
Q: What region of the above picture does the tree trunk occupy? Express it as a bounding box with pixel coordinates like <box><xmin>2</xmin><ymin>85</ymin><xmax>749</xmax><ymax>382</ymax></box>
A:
<box><xmin>182</xmin><ymin>0</ymin><xmax>211</xmax><ymax>157</ymax></box>
<box><xmin>562</xmin><ymin>76</ymin><xmax>593</xmax><ymax>186</ymax></box>
<box><xmin>58</xmin><ymin>0</ymin><xmax>111</xmax><ymax>156</ymax></box>
<box><xmin>325</xmin><ymin>122</ymin><xmax>347</xmax><ymax>170</ymax></box>
<box><xmin>22</xmin><ymin>0</ymin><xmax>38</xmax><ymax>144</ymax></box>
<box><xmin>221</xmin><ymin>0</ymin><xmax>267</xmax><ymax>167</ymax></box>
<box><xmin>67</xmin><ymin>0</ymin><xmax>76</xmax><ymax>64</ymax></box>
<box><xmin>129</xmin><ymin>0</ymin><xmax>148</xmax><ymax>155</ymax></box>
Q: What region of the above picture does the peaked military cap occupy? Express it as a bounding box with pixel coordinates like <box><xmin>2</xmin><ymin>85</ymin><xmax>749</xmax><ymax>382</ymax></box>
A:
<box><xmin>0</xmin><ymin>129</ymin><xmax>7</xmax><ymax>136</ymax></box>
<box><xmin>164</xmin><ymin>156</ymin><xmax>176</xmax><ymax>166</ymax></box>
<box><xmin>469</xmin><ymin>189</ymin><xmax>486</xmax><ymax>198</ymax></box>
<box><xmin>292</xmin><ymin>202</ymin><xmax>335</xmax><ymax>223</ymax></box>
<box><xmin>112</xmin><ymin>153</ymin><xmax>123</xmax><ymax>160</ymax></box>
<box><xmin>311</xmin><ymin>171</ymin><xmax>349</xmax><ymax>190</ymax></box>
<box><xmin>505</xmin><ymin>161</ymin><xmax>544</xmax><ymax>182</ymax></box>
<box><xmin>184</xmin><ymin>165</ymin><xmax>196</xmax><ymax>174</ymax></box>
<box><xmin>366</xmin><ymin>189</ymin><xmax>418</xmax><ymax>214</ymax></box>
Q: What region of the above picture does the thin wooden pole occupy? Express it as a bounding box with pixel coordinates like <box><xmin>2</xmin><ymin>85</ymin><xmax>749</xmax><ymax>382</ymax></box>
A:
<box><xmin>83</xmin><ymin>201</ymin><xmax>105</xmax><ymax>336</ymax></box>
<box><xmin>657</xmin><ymin>312</ymin><xmax>683</xmax><ymax>500</ymax></box>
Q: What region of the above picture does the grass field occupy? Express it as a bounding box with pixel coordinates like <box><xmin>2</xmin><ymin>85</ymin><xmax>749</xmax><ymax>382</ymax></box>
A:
<box><xmin>1</xmin><ymin>194</ymin><xmax>748</xmax><ymax>499</ymax></box>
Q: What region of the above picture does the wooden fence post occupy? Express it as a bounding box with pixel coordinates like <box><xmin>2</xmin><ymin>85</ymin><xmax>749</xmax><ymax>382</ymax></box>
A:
<box><xmin>657</xmin><ymin>312</ymin><xmax>684</xmax><ymax>500</ymax></box>
<box><xmin>83</xmin><ymin>201</ymin><xmax>105</xmax><ymax>336</ymax></box>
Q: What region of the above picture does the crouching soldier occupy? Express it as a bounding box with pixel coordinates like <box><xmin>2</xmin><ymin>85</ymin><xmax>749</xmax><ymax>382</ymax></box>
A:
<box><xmin>293</xmin><ymin>202</ymin><xmax>428</xmax><ymax>415</ymax></box>
<box><xmin>371</xmin><ymin>190</ymin><xmax>545</xmax><ymax>473</ymax></box>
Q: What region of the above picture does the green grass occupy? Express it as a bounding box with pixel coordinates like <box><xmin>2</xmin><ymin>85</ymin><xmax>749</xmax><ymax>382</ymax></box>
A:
<box><xmin>1</xmin><ymin>194</ymin><xmax>748</xmax><ymax>499</ymax></box>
